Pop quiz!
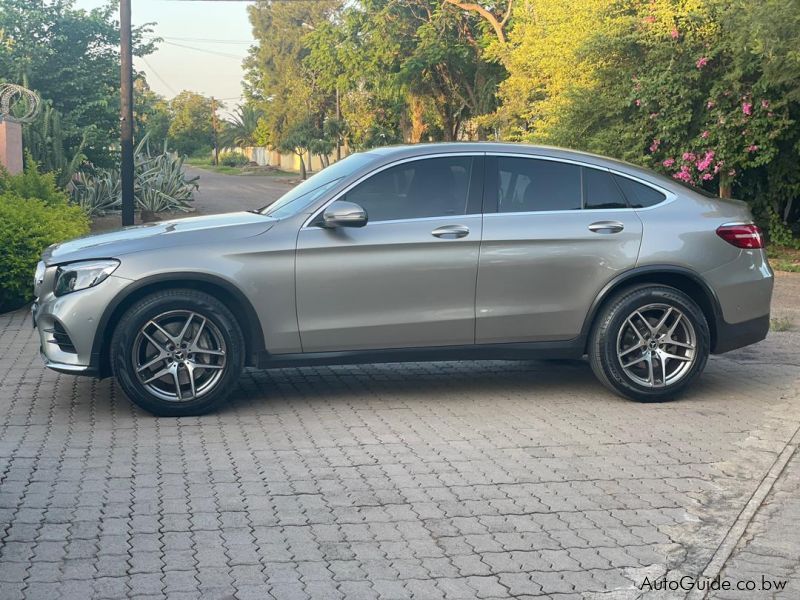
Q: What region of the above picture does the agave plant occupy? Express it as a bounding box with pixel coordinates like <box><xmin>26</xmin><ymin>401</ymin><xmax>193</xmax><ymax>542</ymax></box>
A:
<box><xmin>71</xmin><ymin>134</ymin><xmax>198</xmax><ymax>216</ymax></box>
<box><xmin>70</xmin><ymin>168</ymin><xmax>121</xmax><ymax>216</ymax></box>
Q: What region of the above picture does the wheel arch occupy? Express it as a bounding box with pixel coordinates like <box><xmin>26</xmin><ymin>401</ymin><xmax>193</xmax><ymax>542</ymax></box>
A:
<box><xmin>92</xmin><ymin>273</ymin><xmax>265</xmax><ymax>377</ymax></box>
<box><xmin>581</xmin><ymin>265</ymin><xmax>722</xmax><ymax>353</ymax></box>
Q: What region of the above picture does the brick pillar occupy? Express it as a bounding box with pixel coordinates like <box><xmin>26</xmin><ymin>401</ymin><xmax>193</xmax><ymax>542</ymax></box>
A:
<box><xmin>0</xmin><ymin>120</ymin><xmax>23</xmax><ymax>174</ymax></box>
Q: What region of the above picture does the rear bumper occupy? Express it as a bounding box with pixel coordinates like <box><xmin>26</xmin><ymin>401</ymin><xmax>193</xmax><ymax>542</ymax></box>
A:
<box><xmin>712</xmin><ymin>313</ymin><xmax>770</xmax><ymax>354</ymax></box>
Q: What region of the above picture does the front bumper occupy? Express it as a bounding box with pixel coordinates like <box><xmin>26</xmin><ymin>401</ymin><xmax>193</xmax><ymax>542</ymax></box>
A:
<box><xmin>34</xmin><ymin>274</ymin><xmax>132</xmax><ymax>376</ymax></box>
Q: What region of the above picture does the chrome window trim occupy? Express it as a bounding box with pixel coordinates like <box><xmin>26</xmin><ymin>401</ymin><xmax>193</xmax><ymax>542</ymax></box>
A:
<box><xmin>303</xmin><ymin>150</ymin><xmax>677</xmax><ymax>228</ymax></box>
<box><xmin>302</xmin><ymin>152</ymin><xmax>485</xmax><ymax>229</ymax></box>
<box><xmin>486</xmin><ymin>152</ymin><xmax>676</xmax><ymax>213</ymax></box>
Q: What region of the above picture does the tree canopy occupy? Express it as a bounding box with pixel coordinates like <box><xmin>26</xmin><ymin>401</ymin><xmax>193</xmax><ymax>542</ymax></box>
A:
<box><xmin>0</xmin><ymin>0</ymin><xmax>156</xmax><ymax>170</ymax></box>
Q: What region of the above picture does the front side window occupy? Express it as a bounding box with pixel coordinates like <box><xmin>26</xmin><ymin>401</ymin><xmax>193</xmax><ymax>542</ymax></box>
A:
<box><xmin>345</xmin><ymin>156</ymin><xmax>474</xmax><ymax>222</ymax></box>
<box><xmin>495</xmin><ymin>157</ymin><xmax>581</xmax><ymax>213</ymax></box>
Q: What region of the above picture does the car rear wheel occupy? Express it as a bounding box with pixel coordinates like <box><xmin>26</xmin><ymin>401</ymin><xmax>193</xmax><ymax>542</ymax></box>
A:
<box><xmin>110</xmin><ymin>289</ymin><xmax>244</xmax><ymax>416</ymax></box>
<box><xmin>589</xmin><ymin>284</ymin><xmax>710</xmax><ymax>402</ymax></box>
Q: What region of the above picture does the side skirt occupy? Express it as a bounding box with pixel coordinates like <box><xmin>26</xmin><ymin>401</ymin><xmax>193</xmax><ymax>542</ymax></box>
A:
<box><xmin>256</xmin><ymin>339</ymin><xmax>586</xmax><ymax>369</ymax></box>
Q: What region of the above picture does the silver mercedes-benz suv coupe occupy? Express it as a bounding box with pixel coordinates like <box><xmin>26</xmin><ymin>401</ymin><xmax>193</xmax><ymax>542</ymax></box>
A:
<box><xmin>32</xmin><ymin>143</ymin><xmax>773</xmax><ymax>415</ymax></box>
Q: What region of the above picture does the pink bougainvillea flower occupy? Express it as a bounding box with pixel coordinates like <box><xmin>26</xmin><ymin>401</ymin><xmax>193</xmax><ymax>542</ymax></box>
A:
<box><xmin>742</xmin><ymin>102</ymin><xmax>753</xmax><ymax>116</ymax></box>
<box><xmin>706</xmin><ymin>100</ymin><xmax>715</xmax><ymax>109</ymax></box>
<box><xmin>696</xmin><ymin>57</ymin><xmax>708</xmax><ymax>69</ymax></box>
<box><xmin>662</xmin><ymin>158</ymin><xmax>675</xmax><ymax>168</ymax></box>
<box><xmin>681</xmin><ymin>152</ymin><xmax>696</xmax><ymax>162</ymax></box>
<box><xmin>670</xmin><ymin>29</ymin><xmax>679</xmax><ymax>39</ymax></box>
<box><xmin>649</xmin><ymin>139</ymin><xmax>661</xmax><ymax>152</ymax></box>
<box><xmin>701</xmin><ymin>130</ymin><xmax>710</xmax><ymax>139</ymax></box>
<box><xmin>649</xmin><ymin>112</ymin><xmax>659</xmax><ymax>119</ymax></box>
<box><xmin>747</xmin><ymin>145</ymin><xmax>759</xmax><ymax>153</ymax></box>
<box><xmin>701</xmin><ymin>173</ymin><xmax>714</xmax><ymax>181</ymax></box>
<box><xmin>673</xmin><ymin>170</ymin><xmax>693</xmax><ymax>183</ymax></box>
<box><xmin>696</xmin><ymin>150</ymin><xmax>715</xmax><ymax>172</ymax></box>
<box><xmin>761</xmin><ymin>99</ymin><xmax>770</xmax><ymax>109</ymax></box>
<box><xmin>634</xmin><ymin>99</ymin><xmax>641</xmax><ymax>107</ymax></box>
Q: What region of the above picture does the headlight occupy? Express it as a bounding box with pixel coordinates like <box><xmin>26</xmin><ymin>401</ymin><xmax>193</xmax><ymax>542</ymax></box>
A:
<box><xmin>54</xmin><ymin>260</ymin><xmax>120</xmax><ymax>296</ymax></box>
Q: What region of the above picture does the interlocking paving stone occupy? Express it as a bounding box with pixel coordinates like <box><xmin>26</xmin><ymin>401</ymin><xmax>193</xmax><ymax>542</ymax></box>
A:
<box><xmin>0</xmin><ymin>302</ymin><xmax>799</xmax><ymax>599</ymax></box>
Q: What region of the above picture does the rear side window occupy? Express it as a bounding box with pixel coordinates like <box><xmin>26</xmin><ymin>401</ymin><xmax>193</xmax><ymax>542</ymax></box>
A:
<box><xmin>495</xmin><ymin>157</ymin><xmax>581</xmax><ymax>212</ymax></box>
<box><xmin>583</xmin><ymin>167</ymin><xmax>628</xmax><ymax>209</ymax></box>
<box><xmin>613</xmin><ymin>175</ymin><xmax>666</xmax><ymax>208</ymax></box>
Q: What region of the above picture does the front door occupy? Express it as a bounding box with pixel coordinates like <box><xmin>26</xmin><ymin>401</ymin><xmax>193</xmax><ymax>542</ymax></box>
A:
<box><xmin>476</xmin><ymin>155</ymin><xmax>644</xmax><ymax>343</ymax></box>
<box><xmin>296</xmin><ymin>155</ymin><xmax>484</xmax><ymax>352</ymax></box>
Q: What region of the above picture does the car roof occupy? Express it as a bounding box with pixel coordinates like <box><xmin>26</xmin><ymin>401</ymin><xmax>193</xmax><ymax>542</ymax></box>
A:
<box><xmin>359</xmin><ymin>142</ymin><xmax>685</xmax><ymax>195</ymax></box>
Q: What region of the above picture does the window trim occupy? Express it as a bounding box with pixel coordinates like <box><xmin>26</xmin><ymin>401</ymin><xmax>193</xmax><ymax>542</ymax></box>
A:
<box><xmin>303</xmin><ymin>152</ymin><xmax>485</xmax><ymax>229</ymax></box>
<box><xmin>484</xmin><ymin>152</ymin><xmax>674</xmax><ymax>215</ymax></box>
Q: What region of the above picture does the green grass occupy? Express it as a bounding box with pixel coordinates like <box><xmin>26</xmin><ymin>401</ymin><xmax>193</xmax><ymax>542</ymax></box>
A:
<box><xmin>770</xmin><ymin>316</ymin><xmax>794</xmax><ymax>332</ymax></box>
<box><xmin>184</xmin><ymin>156</ymin><xmax>294</xmax><ymax>177</ymax></box>
<box><xmin>767</xmin><ymin>244</ymin><xmax>800</xmax><ymax>273</ymax></box>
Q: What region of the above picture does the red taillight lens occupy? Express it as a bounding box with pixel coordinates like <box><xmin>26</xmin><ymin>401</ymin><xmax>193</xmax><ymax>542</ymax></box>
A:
<box><xmin>716</xmin><ymin>224</ymin><xmax>764</xmax><ymax>249</ymax></box>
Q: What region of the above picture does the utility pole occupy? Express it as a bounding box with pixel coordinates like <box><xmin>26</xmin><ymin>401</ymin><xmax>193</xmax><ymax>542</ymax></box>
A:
<box><xmin>119</xmin><ymin>0</ymin><xmax>135</xmax><ymax>226</ymax></box>
<box><xmin>211</xmin><ymin>96</ymin><xmax>219</xmax><ymax>166</ymax></box>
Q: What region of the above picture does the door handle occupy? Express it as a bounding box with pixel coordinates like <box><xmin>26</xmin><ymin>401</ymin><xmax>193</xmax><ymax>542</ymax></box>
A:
<box><xmin>432</xmin><ymin>224</ymin><xmax>470</xmax><ymax>239</ymax></box>
<box><xmin>588</xmin><ymin>221</ymin><xmax>625</xmax><ymax>234</ymax></box>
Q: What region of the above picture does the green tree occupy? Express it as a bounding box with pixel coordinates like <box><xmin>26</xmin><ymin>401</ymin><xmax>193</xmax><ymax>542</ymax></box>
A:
<box><xmin>134</xmin><ymin>77</ymin><xmax>171</xmax><ymax>151</ymax></box>
<box><xmin>0</xmin><ymin>0</ymin><xmax>156</xmax><ymax>167</ymax></box>
<box><xmin>168</xmin><ymin>91</ymin><xmax>215</xmax><ymax>157</ymax></box>
<box><xmin>277</xmin><ymin>118</ymin><xmax>320</xmax><ymax>179</ymax></box>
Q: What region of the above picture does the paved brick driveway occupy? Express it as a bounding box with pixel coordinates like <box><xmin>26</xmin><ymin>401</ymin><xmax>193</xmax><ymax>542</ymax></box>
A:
<box><xmin>1</xmin><ymin>278</ymin><xmax>798</xmax><ymax>599</ymax></box>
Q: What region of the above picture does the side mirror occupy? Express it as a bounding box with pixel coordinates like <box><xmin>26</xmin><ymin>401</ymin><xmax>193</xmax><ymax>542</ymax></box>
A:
<box><xmin>322</xmin><ymin>201</ymin><xmax>368</xmax><ymax>228</ymax></box>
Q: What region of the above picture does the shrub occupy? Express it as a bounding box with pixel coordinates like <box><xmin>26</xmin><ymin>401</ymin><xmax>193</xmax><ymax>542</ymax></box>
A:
<box><xmin>219</xmin><ymin>151</ymin><xmax>249</xmax><ymax>167</ymax></box>
<box><xmin>0</xmin><ymin>192</ymin><xmax>89</xmax><ymax>311</ymax></box>
<box><xmin>767</xmin><ymin>209</ymin><xmax>799</xmax><ymax>249</ymax></box>
<box><xmin>0</xmin><ymin>157</ymin><xmax>68</xmax><ymax>206</ymax></box>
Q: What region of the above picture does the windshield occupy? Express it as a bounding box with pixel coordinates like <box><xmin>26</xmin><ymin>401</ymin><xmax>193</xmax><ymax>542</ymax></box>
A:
<box><xmin>259</xmin><ymin>152</ymin><xmax>375</xmax><ymax>217</ymax></box>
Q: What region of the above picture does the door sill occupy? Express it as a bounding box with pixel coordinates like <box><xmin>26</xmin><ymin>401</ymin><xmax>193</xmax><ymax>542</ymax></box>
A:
<box><xmin>257</xmin><ymin>339</ymin><xmax>585</xmax><ymax>369</ymax></box>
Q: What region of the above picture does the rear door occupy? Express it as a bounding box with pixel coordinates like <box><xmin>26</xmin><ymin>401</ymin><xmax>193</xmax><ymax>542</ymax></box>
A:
<box><xmin>476</xmin><ymin>155</ymin><xmax>643</xmax><ymax>343</ymax></box>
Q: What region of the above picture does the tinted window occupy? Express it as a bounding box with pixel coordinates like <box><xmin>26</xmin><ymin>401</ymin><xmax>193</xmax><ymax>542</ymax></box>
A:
<box><xmin>345</xmin><ymin>156</ymin><xmax>474</xmax><ymax>222</ymax></box>
<box><xmin>496</xmin><ymin>157</ymin><xmax>581</xmax><ymax>212</ymax></box>
<box><xmin>613</xmin><ymin>175</ymin><xmax>666</xmax><ymax>208</ymax></box>
<box><xmin>584</xmin><ymin>167</ymin><xmax>628</xmax><ymax>209</ymax></box>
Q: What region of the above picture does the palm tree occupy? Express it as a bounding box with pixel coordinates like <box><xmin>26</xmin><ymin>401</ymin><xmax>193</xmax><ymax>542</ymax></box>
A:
<box><xmin>221</xmin><ymin>104</ymin><xmax>263</xmax><ymax>149</ymax></box>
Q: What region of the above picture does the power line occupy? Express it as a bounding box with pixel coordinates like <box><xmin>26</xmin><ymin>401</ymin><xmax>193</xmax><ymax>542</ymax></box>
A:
<box><xmin>159</xmin><ymin>36</ymin><xmax>253</xmax><ymax>45</ymax></box>
<box><xmin>158</xmin><ymin>39</ymin><xmax>246</xmax><ymax>59</ymax></box>
<box><xmin>139</xmin><ymin>56</ymin><xmax>178</xmax><ymax>96</ymax></box>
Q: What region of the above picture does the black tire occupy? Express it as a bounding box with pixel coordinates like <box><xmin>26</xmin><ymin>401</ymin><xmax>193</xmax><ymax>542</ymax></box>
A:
<box><xmin>588</xmin><ymin>284</ymin><xmax>710</xmax><ymax>402</ymax></box>
<box><xmin>110</xmin><ymin>288</ymin><xmax>245</xmax><ymax>416</ymax></box>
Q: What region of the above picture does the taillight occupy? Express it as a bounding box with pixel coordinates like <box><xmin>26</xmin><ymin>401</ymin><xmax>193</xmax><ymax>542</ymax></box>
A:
<box><xmin>716</xmin><ymin>223</ymin><xmax>764</xmax><ymax>249</ymax></box>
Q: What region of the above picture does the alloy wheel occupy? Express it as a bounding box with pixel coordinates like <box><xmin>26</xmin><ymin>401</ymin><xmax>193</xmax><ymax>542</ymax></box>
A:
<box><xmin>132</xmin><ymin>310</ymin><xmax>227</xmax><ymax>402</ymax></box>
<box><xmin>615</xmin><ymin>303</ymin><xmax>697</xmax><ymax>388</ymax></box>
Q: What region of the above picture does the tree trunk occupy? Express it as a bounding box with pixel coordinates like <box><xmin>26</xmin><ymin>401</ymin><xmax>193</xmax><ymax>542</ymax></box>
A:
<box><xmin>719</xmin><ymin>172</ymin><xmax>732</xmax><ymax>199</ymax></box>
<box><xmin>409</xmin><ymin>96</ymin><xmax>427</xmax><ymax>143</ymax></box>
<box><xmin>298</xmin><ymin>154</ymin><xmax>306</xmax><ymax>180</ymax></box>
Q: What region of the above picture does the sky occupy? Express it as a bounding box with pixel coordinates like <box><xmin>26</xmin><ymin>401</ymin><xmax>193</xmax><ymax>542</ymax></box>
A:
<box><xmin>74</xmin><ymin>0</ymin><xmax>254</xmax><ymax>112</ymax></box>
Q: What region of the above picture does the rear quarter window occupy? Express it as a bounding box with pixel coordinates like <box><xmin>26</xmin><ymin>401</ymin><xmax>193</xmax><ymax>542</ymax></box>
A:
<box><xmin>613</xmin><ymin>175</ymin><xmax>667</xmax><ymax>208</ymax></box>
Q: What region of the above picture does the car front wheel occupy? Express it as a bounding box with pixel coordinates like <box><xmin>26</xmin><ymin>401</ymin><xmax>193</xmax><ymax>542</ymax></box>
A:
<box><xmin>110</xmin><ymin>289</ymin><xmax>245</xmax><ymax>416</ymax></box>
<box><xmin>589</xmin><ymin>284</ymin><xmax>710</xmax><ymax>402</ymax></box>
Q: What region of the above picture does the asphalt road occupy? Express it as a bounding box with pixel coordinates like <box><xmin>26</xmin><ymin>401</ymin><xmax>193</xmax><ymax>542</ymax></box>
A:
<box><xmin>184</xmin><ymin>166</ymin><xmax>297</xmax><ymax>215</ymax></box>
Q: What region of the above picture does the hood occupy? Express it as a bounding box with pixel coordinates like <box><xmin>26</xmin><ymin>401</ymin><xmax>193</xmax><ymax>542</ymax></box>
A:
<box><xmin>43</xmin><ymin>211</ymin><xmax>276</xmax><ymax>265</ymax></box>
